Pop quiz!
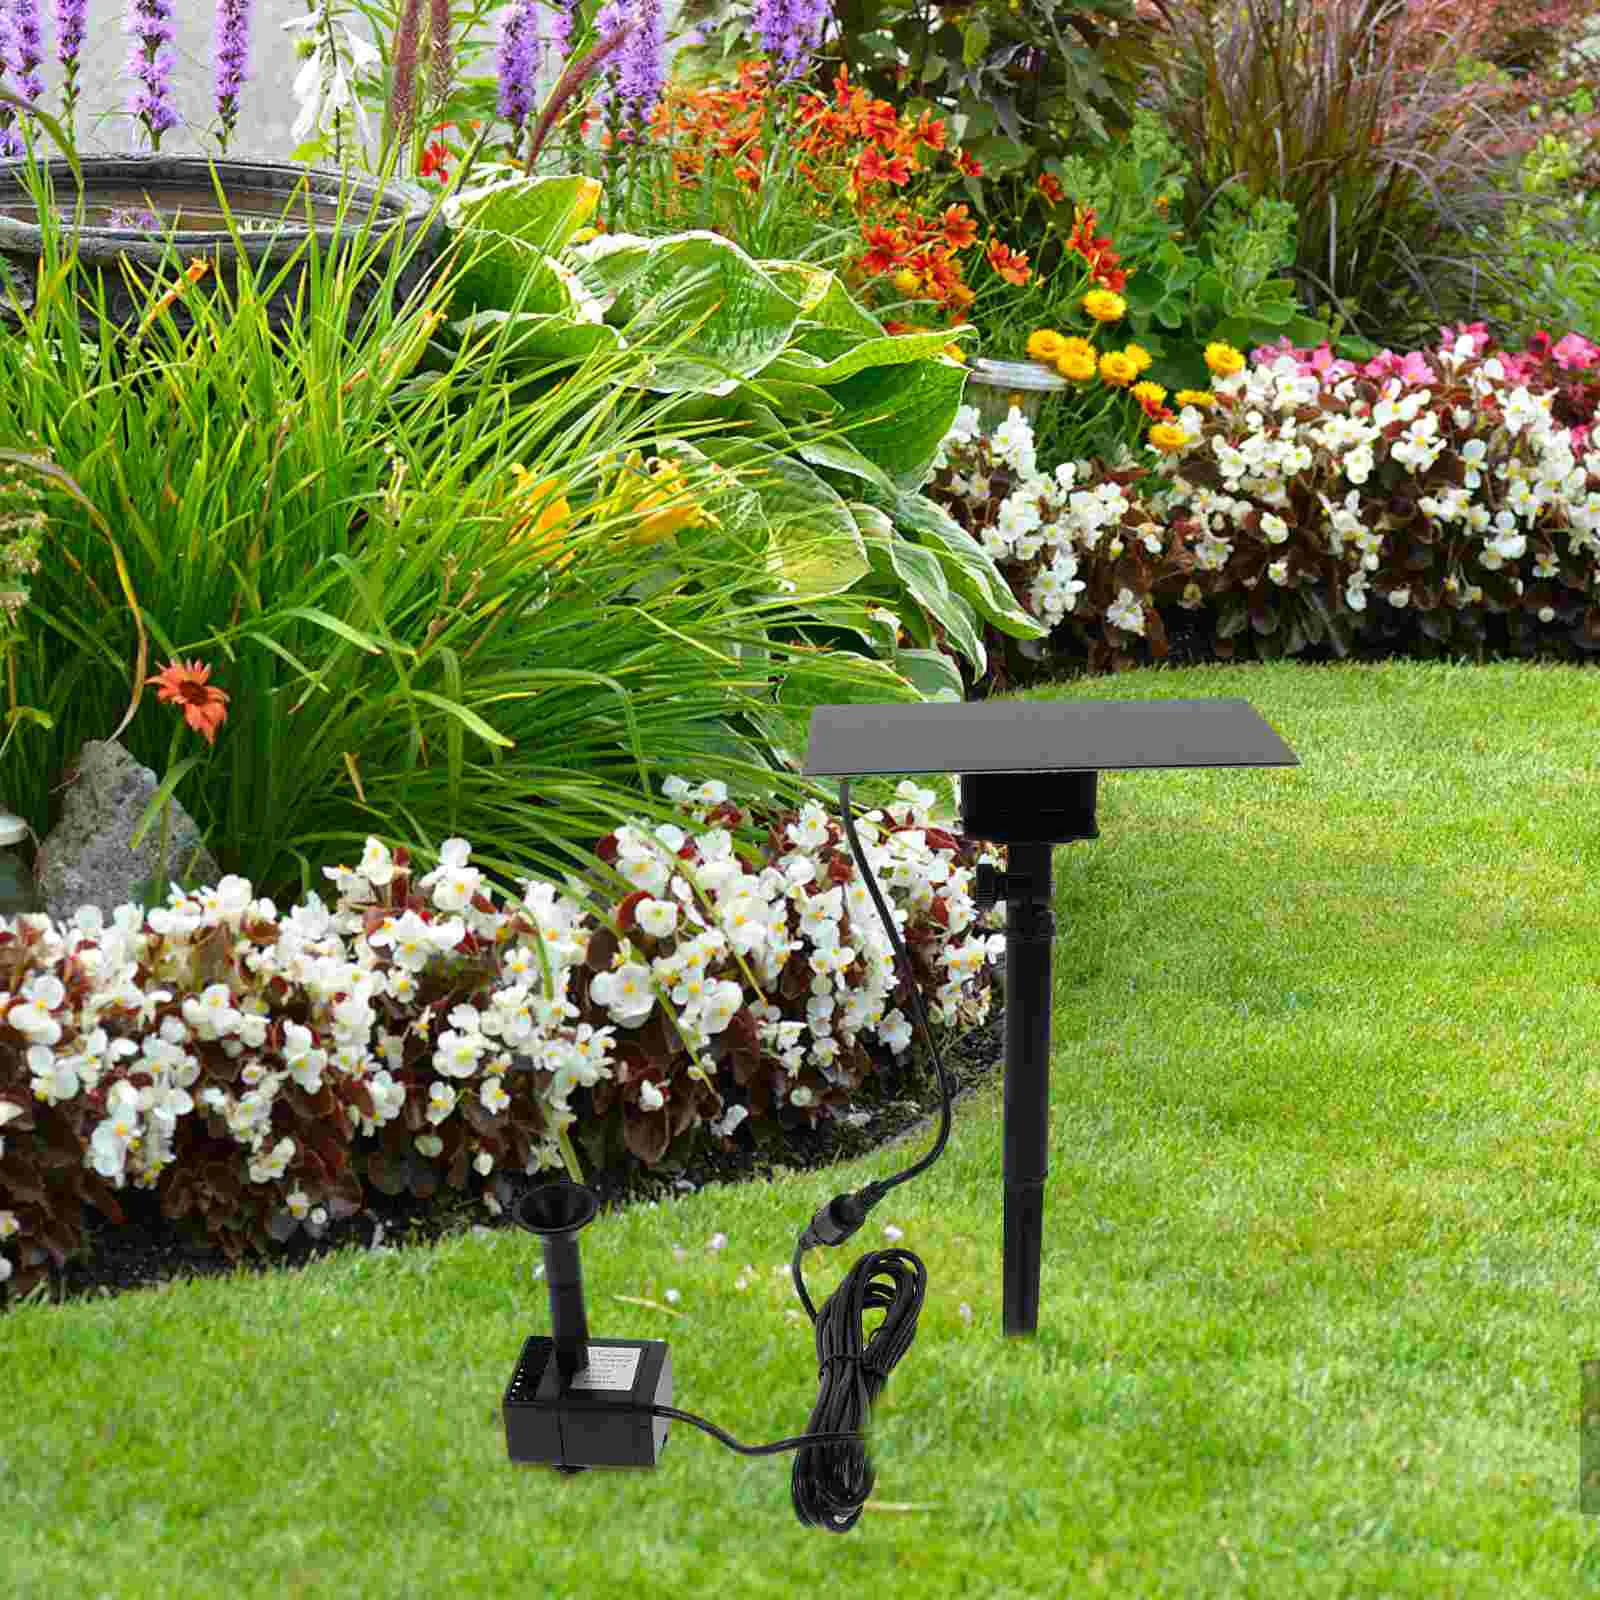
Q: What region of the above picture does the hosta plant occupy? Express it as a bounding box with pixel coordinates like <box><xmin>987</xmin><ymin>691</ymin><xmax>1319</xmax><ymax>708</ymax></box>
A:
<box><xmin>428</xmin><ymin>163</ymin><xmax>1049</xmax><ymax>692</ymax></box>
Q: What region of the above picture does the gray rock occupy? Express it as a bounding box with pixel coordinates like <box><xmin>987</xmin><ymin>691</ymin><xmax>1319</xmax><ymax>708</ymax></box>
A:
<box><xmin>35</xmin><ymin>739</ymin><xmax>220</xmax><ymax>927</ymax></box>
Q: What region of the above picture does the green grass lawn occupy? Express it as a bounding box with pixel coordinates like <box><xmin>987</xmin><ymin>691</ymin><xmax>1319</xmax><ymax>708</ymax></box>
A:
<box><xmin>5</xmin><ymin>654</ymin><xmax>1600</xmax><ymax>1597</ymax></box>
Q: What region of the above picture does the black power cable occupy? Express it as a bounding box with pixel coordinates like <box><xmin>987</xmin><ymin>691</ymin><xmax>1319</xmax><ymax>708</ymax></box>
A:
<box><xmin>627</xmin><ymin>776</ymin><xmax>962</xmax><ymax>1533</ymax></box>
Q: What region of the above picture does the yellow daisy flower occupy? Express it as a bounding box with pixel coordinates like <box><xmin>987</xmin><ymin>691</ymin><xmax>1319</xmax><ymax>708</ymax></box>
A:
<box><xmin>1204</xmin><ymin>341</ymin><xmax>1246</xmax><ymax>376</ymax></box>
<box><xmin>1056</xmin><ymin>349</ymin><xmax>1099</xmax><ymax>382</ymax></box>
<box><xmin>1082</xmin><ymin>288</ymin><xmax>1127</xmax><ymax>323</ymax></box>
<box><xmin>1131</xmin><ymin>380</ymin><xmax>1167</xmax><ymax>408</ymax></box>
<box><xmin>1124</xmin><ymin>343</ymin><xmax>1153</xmax><ymax>374</ymax></box>
<box><xmin>1099</xmin><ymin>350</ymin><xmax>1139</xmax><ymax>386</ymax></box>
<box><xmin>1025</xmin><ymin>329</ymin><xmax>1068</xmax><ymax>361</ymax></box>
<box><xmin>1175</xmin><ymin>388</ymin><xmax>1218</xmax><ymax>408</ymax></box>
<box><xmin>1148</xmin><ymin>422</ymin><xmax>1192</xmax><ymax>453</ymax></box>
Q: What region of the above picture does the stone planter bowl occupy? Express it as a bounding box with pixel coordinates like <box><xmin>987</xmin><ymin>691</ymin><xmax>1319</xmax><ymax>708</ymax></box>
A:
<box><xmin>964</xmin><ymin>356</ymin><xmax>1072</xmax><ymax>434</ymax></box>
<box><xmin>0</xmin><ymin>156</ymin><xmax>451</xmax><ymax>346</ymax></box>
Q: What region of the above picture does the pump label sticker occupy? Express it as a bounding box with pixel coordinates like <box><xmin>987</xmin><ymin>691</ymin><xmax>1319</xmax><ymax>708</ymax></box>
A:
<box><xmin>567</xmin><ymin>1346</ymin><xmax>641</xmax><ymax>1392</ymax></box>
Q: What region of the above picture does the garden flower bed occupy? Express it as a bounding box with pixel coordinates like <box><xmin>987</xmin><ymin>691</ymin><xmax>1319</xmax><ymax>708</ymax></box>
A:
<box><xmin>1</xmin><ymin>0</ymin><xmax>1598</xmax><ymax>1302</ymax></box>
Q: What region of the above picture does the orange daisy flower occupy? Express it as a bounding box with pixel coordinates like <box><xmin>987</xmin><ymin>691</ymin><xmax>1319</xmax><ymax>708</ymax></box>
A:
<box><xmin>940</xmin><ymin>203</ymin><xmax>979</xmax><ymax>251</ymax></box>
<box><xmin>986</xmin><ymin>238</ymin><xmax>1031</xmax><ymax>286</ymax></box>
<box><xmin>148</xmin><ymin>659</ymin><xmax>230</xmax><ymax>745</ymax></box>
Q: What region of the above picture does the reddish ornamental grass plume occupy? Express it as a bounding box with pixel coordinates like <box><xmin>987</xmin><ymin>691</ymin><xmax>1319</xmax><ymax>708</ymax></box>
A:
<box><xmin>148</xmin><ymin>659</ymin><xmax>230</xmax><ymax>744</ymax></box>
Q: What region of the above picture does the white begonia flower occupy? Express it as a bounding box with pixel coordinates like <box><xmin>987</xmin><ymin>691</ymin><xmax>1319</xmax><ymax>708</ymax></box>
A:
<box><xmin>591</xmin><ymin>962</ymin><xmax>656</xmax><ymax>1026</ymax></box>
<box><xmin>635</xmin><ymin>897</ymin><xmax>679</xmax><ymax>938</ymax></box>
<box><xmin>7</xmin><ymin>997</ymin><xmax>61</xmax><ymax>1045</ymax></box>
<box><xmin>435</xmin><ymin>1030</ymin><xmax>483</xmax><ymax>1081</ymax></box>
<box><xmin>195</xmin><ymin>875</ymin><xmax>254</xmax><ymax>921</ymax></box>
<box><xmin>359</xmin><ymin>839</ymin><xmax>396</xmax><ymax>887</ymax></box>
<box><xmin>1105</xmin><ymin>587</ymin><xmax>1146</xmax><ymax>636</ymax></box>
<box><xmin>182</xmin><ymin>983</ymin><xmax>242</xmax><ymax>1040</ymax></box>
<box><xmin>426</xmin><ymin>1082</ymin><xmax>460</xmax><ymax>1125</ymax></box>
<box><xmin>367</xmin><ymin>909</ymin><xmax>438</xmax><ymax>971</ymax></box>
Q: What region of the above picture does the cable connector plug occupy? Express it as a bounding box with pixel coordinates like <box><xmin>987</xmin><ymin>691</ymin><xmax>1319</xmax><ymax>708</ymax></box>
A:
<box><xmin>796</xmin><ymin>1185</ymin><xmax>881</xmax><ymax>1253</ymax></box>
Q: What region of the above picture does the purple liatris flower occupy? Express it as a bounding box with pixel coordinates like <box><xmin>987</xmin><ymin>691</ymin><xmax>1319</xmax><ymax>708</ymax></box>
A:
<box><xmin>212</xmin><ymin>0</ymin><xmax>253</xmax><ymax>155</ymax></box>
<box><xmin>587</xmin><ymin>0</ymin><xmax>633</xmax><ymax>121</ymax></box>
<box><xmin>543</xmin><ymin>0</ymin><xmax>574</xmax><ymax>72</ymax></box>
<box><xmin>495</xmin><ymin>0</ymin><xmax>540</xmax><ymax>148</ymax></box>
<box><xmin>0</xmin><ymin>0</ymin><xmax>48</xmax><ymax>159</ymax></box>
<box><xmin>9</xmin><ymin>0</ymin><xmax>46</xmax><ymax>107</ymax></box>
<box><xmin>614</xmin><ymin>0</ymin><xmax>663</xmax><ymax>129</ymax></box>
<box><xmin>0</xmin><ymin>10</ymin><xmax>17</xmax><ymax>160</ymax></box>
<box><xmin>751</xmin><ymin>0</ymin><xmax>831</xmax><ymax>81</ymax></box>
<box><xmin>126</xmin><ymin>0</ymin><xmax>179</xmax><ymax>151</ymax></box>
<box><xmin>54</xmin><ymin>0</ymin><xmax>88</xmax><ymax>132</ymax></box>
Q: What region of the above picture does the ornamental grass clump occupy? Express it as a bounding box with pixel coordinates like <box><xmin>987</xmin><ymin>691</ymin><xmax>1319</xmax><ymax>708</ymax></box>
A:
<box><xmin>0</xmin><ymin>780</ymin><xmax>1003</xmax><ymax>1307</ymax></box>
<box><xmin>1136</xmin><ymin>0</ymin><xmax>1585</xmax><ymax>354</ymax></box>
<box><xmin>0</xmin><ymin>144</ymin><xmax>943</xmax><ymax>925</ymax></box>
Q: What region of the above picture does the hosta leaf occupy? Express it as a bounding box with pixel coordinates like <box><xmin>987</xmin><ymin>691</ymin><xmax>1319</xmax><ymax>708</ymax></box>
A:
<box><xmin>566</xmin><ymin>231</ymin><xmax>801</xmax><ymax>394</ymax></box>
<box><xmin>824</xmin><ymin>356</ymin><xmax>971</xmax><ymax>488</ymax></box>
<box><xmin>766</xmin><ymin>328</ymin><xmax>971</xmax><ymax>388</ymax></box>
<box><xmin>442</xmin><ymin>169</ymin><xmax>601</xmax><ymax>254</ymax></box>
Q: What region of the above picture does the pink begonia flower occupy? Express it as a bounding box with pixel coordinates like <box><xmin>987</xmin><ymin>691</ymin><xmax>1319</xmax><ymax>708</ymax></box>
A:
<box><xmin>1240</xmin><ymin>326</ymin><xmax>1595</xmax><ymax>442</ymax></box>
<box><xmin>1439</xmin><ymin>321</ymin><xmax>1493</xmax><ymax>358</ymax></box>
<box><xmin>1249</xmin><ymin>337</ymin><xmax>1359</xmax><ymax>383</ymax></box>
<box><xmin>1551</xmin><ymin>332</ymin><xmax>1600</xmax><ymax>369</ymax></box>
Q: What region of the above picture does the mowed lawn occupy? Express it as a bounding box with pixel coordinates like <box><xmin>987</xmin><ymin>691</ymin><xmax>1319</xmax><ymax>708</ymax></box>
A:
<box><xmin>4</xmin><ymin>654</ymin><xmax>1600</xmax><ymax>1599</ymax></box>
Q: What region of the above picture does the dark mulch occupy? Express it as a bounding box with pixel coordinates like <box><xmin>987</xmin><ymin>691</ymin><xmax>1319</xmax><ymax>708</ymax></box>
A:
<box><xmin>2</xmin><ymin>990</ymin><xmax>1010</xmax><ymax>1318</ymax></box>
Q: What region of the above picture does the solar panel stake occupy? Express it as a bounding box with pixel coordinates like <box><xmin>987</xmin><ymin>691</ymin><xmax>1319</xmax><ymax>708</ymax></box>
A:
<box><xmin>802</xmin><ymin>698</ymin><xmax>1299</xmax><ymax>1340</ymax></box>
<box><xmin>977</xmin><ymin>840</ymin><xmax>1061</xmax><ymax>1336</ymax></box>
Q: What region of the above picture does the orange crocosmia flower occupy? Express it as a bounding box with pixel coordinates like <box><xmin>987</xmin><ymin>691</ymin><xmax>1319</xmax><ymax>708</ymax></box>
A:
<box><xmin>1038</xmin><ymin>172</ymin><xmax>1064</xmax><ymax>204</ymax></box>
<box><xmin>859</xmin><ymin>222</ymin><xmax>905</xmax><ymax>275</ymax></box>
<box><xmin>856</xmin><ymin>145</ymin><xmax>911</xmax><ymax>187</ymax></box>
<box><xmin>148</xmin><ymin>659</ymin><xmax>230</xmax><ymax>745</ymax></box>
<box><xmin>913</xmin><ymin>111</ymin><xmax>947</xmax><ymax>152</ymax></box>
<box><xmin>940</xmin><ymin>204</ymin><xmax>978</xmax><ymax>251</ymax></box>
<box><xmin>986</xmin><ymin>239</ymin><xmax>1031</xmax><ymax>286</ymax></box>
<box><xmin>419</xmin><ymin>140</ymin><xmax>450</xmax><ymax>182</ymax></box>
<box><xmin>954</xmin><ymin>149</ymin><xmax>983</xmax><ymax>177</ymax></box>
<box><xmin>865</xmin><ymin>101</ymin><xmax>902</xmax><ymax>149</ymax></box>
